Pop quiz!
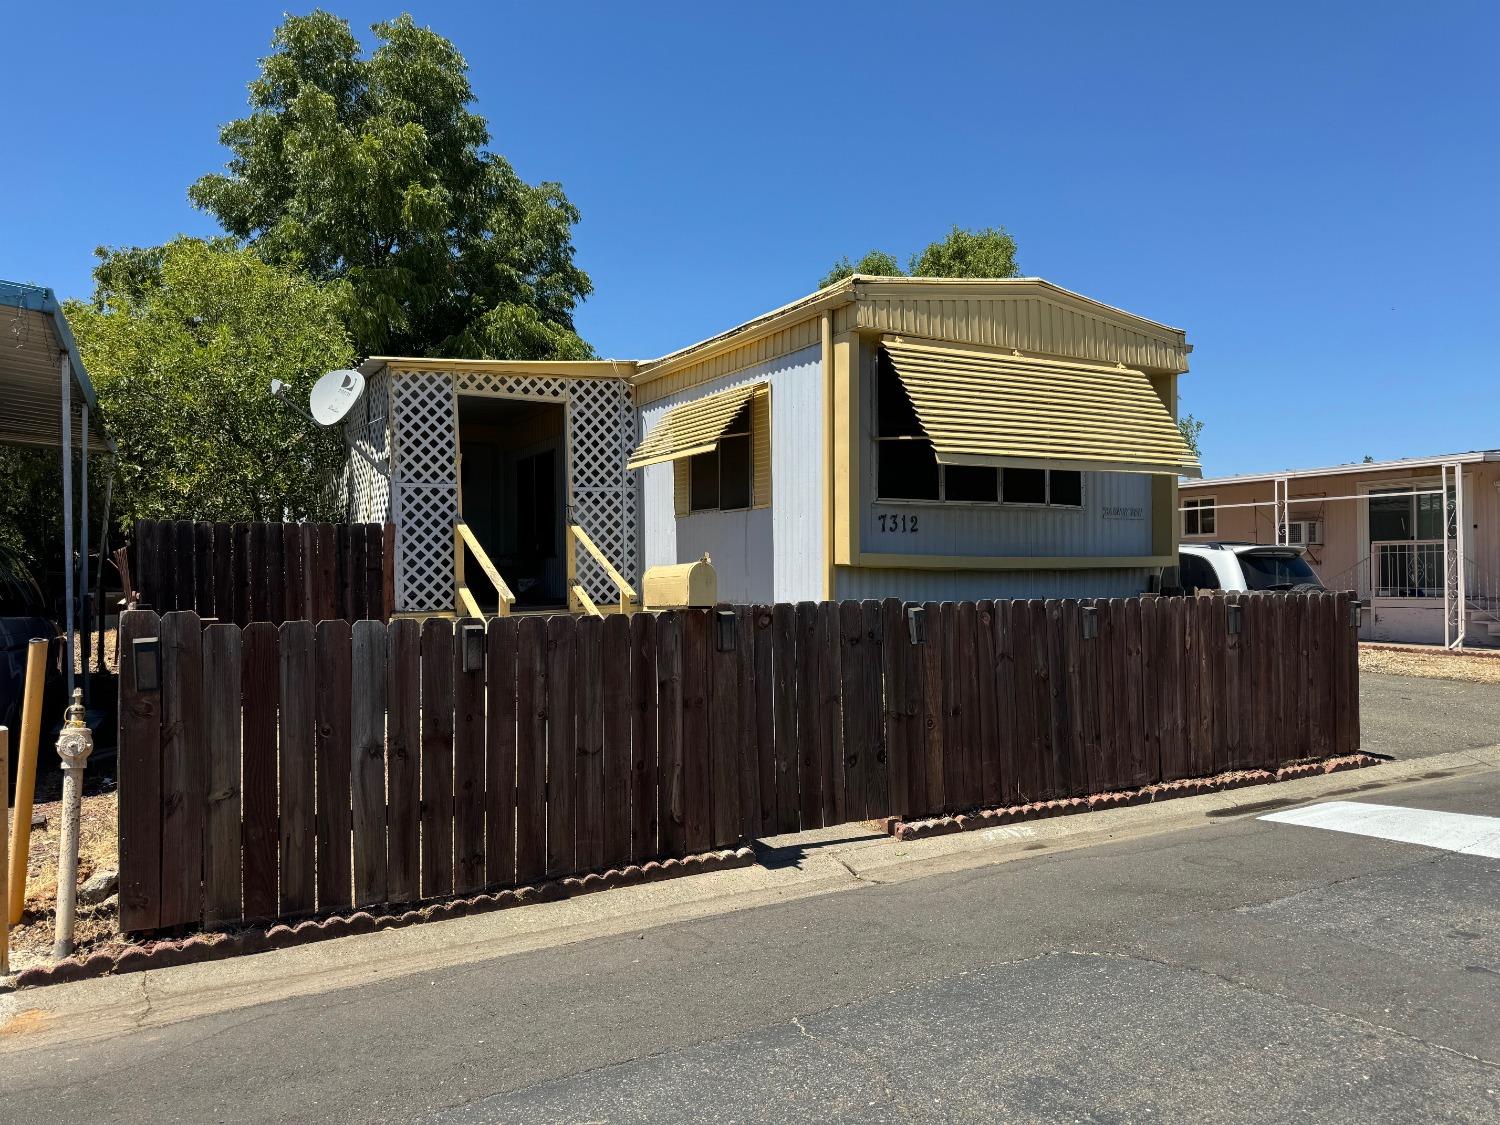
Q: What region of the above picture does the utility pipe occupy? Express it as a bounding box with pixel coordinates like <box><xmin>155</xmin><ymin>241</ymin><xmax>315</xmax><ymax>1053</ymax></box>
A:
<box><xmin>8</xmin><ymin>637</ymin><xmax>48</xmax><ymax>926</ymax></box>
<box><xmin>51</xmin><ymin>688</ymin><xmax>92</xmax><ymax>959</ymax></box>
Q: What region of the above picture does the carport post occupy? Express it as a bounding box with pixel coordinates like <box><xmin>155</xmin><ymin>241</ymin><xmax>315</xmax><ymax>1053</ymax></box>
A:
<box><xmin>60</xmin><ymin>351</ymin><xmax>75</xmax><ymax>697</ymax></box>
<box><xmin>80</xmin><ymin>404</ymin><xmax>89</xmax><ymax>706</ymax></box>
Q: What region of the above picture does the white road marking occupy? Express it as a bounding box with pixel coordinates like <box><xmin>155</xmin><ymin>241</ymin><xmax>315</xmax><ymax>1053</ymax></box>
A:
<box><xmin>1260</xmin><ymin>801</ymin><xmax>1500</xmax><ymax>858</ymax></box>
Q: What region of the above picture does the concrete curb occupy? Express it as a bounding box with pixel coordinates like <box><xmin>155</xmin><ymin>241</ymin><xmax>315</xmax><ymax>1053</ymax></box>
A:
<box><xmin>5</xmin><ymin>846</ymin><xmax>757</xmax><ymax>992</ymax></box>
<box><xmin>891</xmin><ymin>754</ymin><xmax>1382</xmax><ymax>841</ymax></box>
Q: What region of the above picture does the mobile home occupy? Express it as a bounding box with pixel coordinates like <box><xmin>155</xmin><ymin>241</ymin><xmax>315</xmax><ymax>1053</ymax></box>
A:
<box><xmin>345</xmin><ymin>276</ymin><xmax>1200</xmax><ymax>615</ymax></box>
<box><xmin>1179</xmin><ymin>451</ymin><xmax>1500</xmax><ymax>646</ymax></box>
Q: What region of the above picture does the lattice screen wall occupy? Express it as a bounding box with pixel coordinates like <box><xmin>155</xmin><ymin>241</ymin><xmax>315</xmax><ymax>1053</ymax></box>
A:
<box><xmin>379</xmin><ymin>368</ymin><xmax>637</xmax><ymax>614</ymax></box>
<box><xmin>344</xmin><ymin>367</ymin><xmax>391</xmax><ymax>523</ymax></box>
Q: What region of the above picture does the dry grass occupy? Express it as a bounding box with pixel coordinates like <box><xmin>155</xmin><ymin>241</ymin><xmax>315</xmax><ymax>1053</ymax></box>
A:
<box><xmin>1360</xmin><ymin>645</ymin><xmax>1500</xmax><ymax>685</ymax></box>
<box><xmin>6</xmin><ymin>783</ymin><xmax>120</xmax><ymax>972</ymax></box>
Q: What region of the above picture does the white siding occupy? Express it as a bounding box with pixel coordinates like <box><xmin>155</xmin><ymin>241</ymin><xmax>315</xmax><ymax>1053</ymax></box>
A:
<box><xmin>835</xmin><ymin>567</ymin><xmax>1154</xmax><ymax>602</ymax></box>
<box><xmin>639</xmin><ymin>345</ymin><xmax>823</xmax><ymax>604</ymax></box>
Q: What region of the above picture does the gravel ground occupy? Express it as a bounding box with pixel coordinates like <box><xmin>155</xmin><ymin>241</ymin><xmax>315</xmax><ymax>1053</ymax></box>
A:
<box><xmin>1360</xmin><ymin>644</ymin><xmax>1500</xmax><ymax>684</ymax></box>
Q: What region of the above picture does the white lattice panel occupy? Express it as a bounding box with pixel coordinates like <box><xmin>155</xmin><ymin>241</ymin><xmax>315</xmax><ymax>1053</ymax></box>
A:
<box><xmin>344</xmin><ymin>368</ymin><xmax>390</xmax><ymax>522</ymax></box>
<box><xmin>389</xmin><ymin>368</ymin><xmax>637</xmax><ymax>612</ymax></box>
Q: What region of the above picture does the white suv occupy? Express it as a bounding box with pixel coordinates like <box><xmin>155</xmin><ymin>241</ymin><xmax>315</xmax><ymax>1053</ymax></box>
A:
<box><xmin>1175</xmin><ymin>543</ymin><xmax>1326</xmax><ymax>594</ymax></box>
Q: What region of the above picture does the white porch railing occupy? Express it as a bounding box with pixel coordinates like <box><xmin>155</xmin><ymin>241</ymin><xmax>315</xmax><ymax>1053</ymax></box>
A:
<box><xmin>1370</xmin><ymin>539</ymin><xmax>1445</xmax><ymax>599</ymax></box>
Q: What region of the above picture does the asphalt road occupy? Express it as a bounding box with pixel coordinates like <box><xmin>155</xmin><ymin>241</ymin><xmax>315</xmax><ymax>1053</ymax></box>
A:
<box><xmin>2</xmin><ymin>766</ymin><xmax>1496</xmax><ymax>1124</ymax></box>
<box><xmin>1361</xmin><ymin>671</ymin><xmax>1500</xmax><ymax>760</ymax></box>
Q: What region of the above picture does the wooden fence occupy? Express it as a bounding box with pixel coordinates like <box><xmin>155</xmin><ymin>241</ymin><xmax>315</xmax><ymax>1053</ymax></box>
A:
<box><xmin>116</xmin><ymin>592</ymin><xmax>1359</xmax><ymax>933</ymax></box>
<box><xmin>133</xmin><ymin>519</ymin><xmax>393</xmax><ymax>625</ymax></box>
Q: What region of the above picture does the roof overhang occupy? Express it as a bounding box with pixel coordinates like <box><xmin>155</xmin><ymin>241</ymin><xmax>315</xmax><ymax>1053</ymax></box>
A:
<box><xmin>0</xmin><ymin>280</ymin><xmax>112</xmax><ymax>450</ymax></box>
<box><xmin>360</xmin><ymin>356</ymin><xmax>638</xmax><ymax>380</ymax></box>
<box><xmin>1183</xmin><ymin>449</ymin><xmax>1500</xmax><ymax>489</ymax></box>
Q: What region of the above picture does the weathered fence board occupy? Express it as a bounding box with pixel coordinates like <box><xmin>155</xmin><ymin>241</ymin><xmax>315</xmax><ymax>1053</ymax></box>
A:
<box><xmin>386</xmin><ymin>619</ymin><xmax>421</xmax><ymax>902</ymax></box>
<box><xmin>118</xmin><ymin>593</ymin><xmax>1363</xmax><ymax>934</ymax></box>
<box><xmin>351</xmin><ymin>620</ymin><xmax>388</xmax><ymax>908</ymax></box>
<box><xmin>135</xmin><ymin>519</ymin><xmax>391</xmax><ymax>625</ymax></box>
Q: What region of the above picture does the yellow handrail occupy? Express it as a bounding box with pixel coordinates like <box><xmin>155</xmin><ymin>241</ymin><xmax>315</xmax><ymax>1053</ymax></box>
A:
<box><xmin>566</xmin><ymin>524</ymin><xmax>638</xmax><ymax>615</ymax></box>
<box><xmin>455</xmin><ymin>521</ymin><xmax>516</xmax><ymax>618</ymax></box>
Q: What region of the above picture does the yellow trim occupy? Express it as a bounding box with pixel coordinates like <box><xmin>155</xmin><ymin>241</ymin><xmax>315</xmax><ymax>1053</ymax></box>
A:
<box><xmin>820</xmin><ymin>313</ymin><xmax>835</xmax><ymax>600</ymax></box>
<box><xmin>366</xmin><ymin>357</ymin><xmax>636</xmax><ymax>379</ymax></box>
<box><xmin>854</xmin><ymin>552</ymin><xmax>1176</xmax><ymax>572</ymax></box>
<box><xmin>751</xmin><ymin>387</ymin><xmax>771</xmax><ymax>509</ymax></box>
<box><xmin>674</xmin><ymin>459</ymin><xmax>690</xmax><ymax>518</ymax></box>
<box><xmin>1149</xmin><ymin>373</ymin><xmax>1180</xmax><ymax>557</ymax></box>
<box><xmin>455</xmin><ymin>520</ymin><xmax>516</xmax><ymax>616</ymax></box>
<box><xmin>831</xmin><ymin>330</ymin><xmax>858</xmax><ymax>567</ymax></box>
<box><xmin>569</xmin><ymin>523</ymin><xmax>639</xmax><ymax>613</ymax></box>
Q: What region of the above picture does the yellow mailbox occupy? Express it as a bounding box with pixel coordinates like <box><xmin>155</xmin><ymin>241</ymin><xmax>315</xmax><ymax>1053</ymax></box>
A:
<box><xmin>642</xmin><ymin>553</ymin><xmax>718</xmax><ymax>610</ymax></box>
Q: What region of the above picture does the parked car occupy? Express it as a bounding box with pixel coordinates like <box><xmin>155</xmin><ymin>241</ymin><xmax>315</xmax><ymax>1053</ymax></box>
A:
<box><xmin>1176</xmin><ymin>542</ymin><xmax>1326</xmax><ymax>595</ymax></box>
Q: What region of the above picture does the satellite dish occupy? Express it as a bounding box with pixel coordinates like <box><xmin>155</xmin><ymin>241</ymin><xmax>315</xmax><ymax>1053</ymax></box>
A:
<box><xmin>308</xmin><ymin>369</ymin><xmax>365</xmax><ymax>426</ymax></box>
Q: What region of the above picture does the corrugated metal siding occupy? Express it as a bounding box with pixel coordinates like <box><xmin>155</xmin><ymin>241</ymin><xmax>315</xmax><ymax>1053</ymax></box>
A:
<box><xmin>856</xmin><ymin>295</ymin><xmax>1188</xmax><ymax>373</ymax></box>
<box><xmin>640</xmin><ymin>345</ymin><xmax>823</xmax><ymax>602</ymax></box>
<box><xmin>835</xmin><ymin>566</ymin><xmax>1154</xmax><ymax>602</ymax></box>
<box><xmin>635</xmin><ymin>318</ymin><xmax>821</xmax><ymax>406</ymax></box>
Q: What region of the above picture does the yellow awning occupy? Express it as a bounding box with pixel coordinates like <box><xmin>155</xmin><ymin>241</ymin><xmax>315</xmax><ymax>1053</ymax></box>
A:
<box><xmin>627</xmin><ymin>382</ymin><xmax>762</xmax><ymax>470</ymax></box>
<box><xmin>882</xmin><ymin>338</ymin><xmax>1201</xmax><ymax>477</ymax></box>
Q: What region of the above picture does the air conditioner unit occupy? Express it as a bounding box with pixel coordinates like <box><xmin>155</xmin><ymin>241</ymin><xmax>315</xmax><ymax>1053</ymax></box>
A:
<box><xmin>1284</xmin><ymin>519</ymin><xmax>1323</xmax><ymax>546</ymax></box>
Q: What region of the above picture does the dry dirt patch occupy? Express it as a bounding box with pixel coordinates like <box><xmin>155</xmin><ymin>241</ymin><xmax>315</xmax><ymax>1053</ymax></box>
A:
<box><xmin>1360</xmin><ymin>644</ymin><xmax>1500</xmax><ymax>685</ymax></box>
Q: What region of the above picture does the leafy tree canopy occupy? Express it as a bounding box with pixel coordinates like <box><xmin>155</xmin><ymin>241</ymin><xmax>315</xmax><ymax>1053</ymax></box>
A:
<box><xmin>189</xmin><ymin>11</ymin><xmax>592</xmax><ymax>360</ymax></box>
<box><xmin>818</xmin><ymin>225</ymin><xmax>1020</xmax><ymax>288</ymax></box>
<box><xmin>819</xmin><ymin>249</ymin><xmax>903</xmax><ymax>288</ymax></box>
<box><xmin>1177</xmin><ymin>413</ymin><xmax>1205</xmax><ymax>458</ymax></box>
<box><xmin>66</xmin><ymin>237</ymin><xmax>356</xmax><ymax>524</ymax></box>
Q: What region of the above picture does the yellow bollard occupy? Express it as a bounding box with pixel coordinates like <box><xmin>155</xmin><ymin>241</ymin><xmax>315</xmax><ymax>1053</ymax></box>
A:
<box><xmin>8</xmin><ymin>637</ymin><xmax>48</xmax><ymax>927</ymax></box>
<box><xmin>1</xmin><ymin>724</ymin><xmax>9</xmax><ymax>976</ymax></box>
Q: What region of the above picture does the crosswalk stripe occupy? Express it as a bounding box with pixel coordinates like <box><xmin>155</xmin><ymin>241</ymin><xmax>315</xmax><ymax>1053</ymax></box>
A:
<box><xmin>1259</xmin><ymin>801</ymin><xmax>1500</xmax><ymax>858</ymax></box>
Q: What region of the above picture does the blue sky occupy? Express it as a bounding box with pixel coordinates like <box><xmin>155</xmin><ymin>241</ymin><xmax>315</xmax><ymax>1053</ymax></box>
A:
<box><xmin>3</xmin><ymin>1</ymin><xmax>1496</xmax><ymax>477</ymax></box>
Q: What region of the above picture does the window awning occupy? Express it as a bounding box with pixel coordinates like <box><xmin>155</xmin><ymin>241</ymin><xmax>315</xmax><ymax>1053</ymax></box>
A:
<box><xmin>627</xmin><ymin>381</ymin><xmax>763</xmax><ymax>470</ymax></box>
<box><xmin>881</xmin><ymin>338</ymin><xmax>1200</xmax><ymax>478</ymax></box>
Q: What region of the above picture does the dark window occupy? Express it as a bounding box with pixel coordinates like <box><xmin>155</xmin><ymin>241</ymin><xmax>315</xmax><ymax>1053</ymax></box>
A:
<box><xmin>945</xmin><ymin>464</ymin><xmax>999</xmax><ymax>502</ymax></box>
<box><xmin>1182</xmin><ymin>497</ymin><xmax>1216</xmax><ymax>536</ymax></box>
<box><xmin>687</xmin><ymin>404</ymin><xmax>752</xmax><ymax>513</ymax></box>
<box><xmin>1003</xmin><ymin>468</ymin><xmax>1046</xmax><ymax>504</ymax></box>
<box><xmin>1049</xmin><ymin>470</ymin><xmax>1083</xmax><ymax>507</ymax></box>
<box><xmin>878</xmin><ymin>440</ymin><xmax>941</xmax><ymax>500</ymax></box>
<box><xmin>1178</xmin><ymin>553</ymin><xmax>1221</xmax><ymax>592</ymax></box>
<box><xmin>877</xmin><ymin>353</ymin><xmax>923</xmax><ymax>437</ymax></box>
<box><xmin>689</xmin><ymin>450</ymin><xmax>719</xmax><ymax>512</ymax></box>
<box><xmin>1238</xmin><ymin>551</ymin><xmax>1320</xmax><ymax>591</ymax></box>
<box><xmin>719</xmin><ymin>433</ymin><xmax>752</xmax><ymax>510</ymax></box>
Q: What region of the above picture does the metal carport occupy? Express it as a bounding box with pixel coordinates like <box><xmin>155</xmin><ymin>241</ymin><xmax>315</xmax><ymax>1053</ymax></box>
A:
<box><xmin>1</xmin><ymin>280</ymin><xmax>114</xmax><ymax>698</ymax></box>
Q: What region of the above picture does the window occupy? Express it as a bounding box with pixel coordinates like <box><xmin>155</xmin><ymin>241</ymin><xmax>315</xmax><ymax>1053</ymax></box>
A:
<box><xmin>874</xmin><ymin>355</ymin><xmax>1084</xmax><ymax>508</ymax></box>
<box><xmin>1178</xmin><ymin>552</ymin><xmax>1221</xmax><ymax>592</ymax></box>
<box><xmin>688</xmin><ymin>405</ymin><xmax>753</xmax><ymax>513</ymax></box>
<box><xmin>1182</xmin><ymin>496</ymin><xmax>1216</xmax><ymax>536</ymax></box>
<box><xmin>1238</xmin><ymin>551</ymin><xmax>1319</xmax><ymax>591</ymax></box>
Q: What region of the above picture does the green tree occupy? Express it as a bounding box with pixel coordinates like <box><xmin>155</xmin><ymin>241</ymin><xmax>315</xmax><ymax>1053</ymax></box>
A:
<box><xmin>66</xmin><ymin>237</ymin><xmax>356</xmax><ymax>525</ymax></box>
<box><xmin>189</xmin><ymin>11</ymin><xmax>592</xmax><ymax>360</ymax></box>
<box><xmin>819</xmin><ymin>249</ymin><xmax>903</xmax><ymax>288</ymax></box>
<box><xmin>1177</xmin><ymin>413</ymin><xmax>1205</xmax><ymax>458</ymax></box>
<box><xmin>909</xmin><ymin>225</ymin><xmax>1019</xmax><ymax>279</ymax></box>
<box><xmin>818</xmin><ymin>225</ymin><xmax>1021</xmax><ymax>288</ymax></box>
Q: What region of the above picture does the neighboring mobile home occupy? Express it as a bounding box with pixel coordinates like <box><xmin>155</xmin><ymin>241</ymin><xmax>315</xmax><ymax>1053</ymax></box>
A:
<box><xmin>345</xmin><ymin>276</ymin><xmax>1200</xmax><ymax>615</ymax></box>
<box><xmin>1179</xmin><ymin>451</ymin><xmax>1500</xmax><ymax>647</ymax></box>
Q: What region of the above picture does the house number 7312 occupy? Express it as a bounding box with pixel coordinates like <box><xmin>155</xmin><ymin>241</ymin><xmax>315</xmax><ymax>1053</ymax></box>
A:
<box><xmin>878</xmin><ymin>513</ymin><xmax>919</xmax><ymax>533</ymax></box>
